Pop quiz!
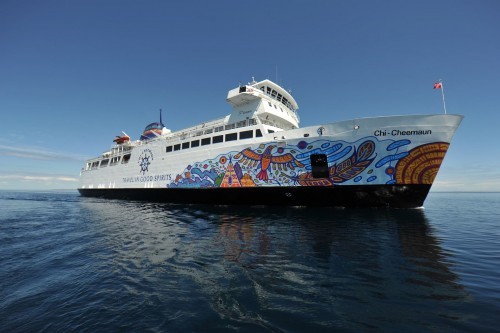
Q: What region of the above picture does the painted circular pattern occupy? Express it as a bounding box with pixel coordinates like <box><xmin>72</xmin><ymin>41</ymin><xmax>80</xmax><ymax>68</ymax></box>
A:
<box><xmin>297</xmin><ymin>141</ymin><xmax>307</xmax><ymax>150</ymax></box>
<box><xmin>395</xmin><ymin>142</ymin><xmax>449</xmax><ymax>184</ymax></box>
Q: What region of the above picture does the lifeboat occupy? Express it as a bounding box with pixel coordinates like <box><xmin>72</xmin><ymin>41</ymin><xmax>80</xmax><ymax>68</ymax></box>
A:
<box><xmin>113</xmin><ymin>135</ymin><xmax>130</xmax><ymax>144</ymax></box>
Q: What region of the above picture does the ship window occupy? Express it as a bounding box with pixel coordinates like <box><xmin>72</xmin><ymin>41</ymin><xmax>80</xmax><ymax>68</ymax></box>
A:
<box><xmin>215</xmin><ymin>126</ymin><xmax>223</xmax><ymax>132</ymax></box>
<box><xmin>310</xmin><ymin>154</ymin><xmax>329</xmax><ymax>178</ymax></box>
<box><xmin>239</xmin><ymin>130</ymin><xmax>253</xmax><ymax>139</ymax></box>
<box><xmin>225</xmin><ymin>133</ymin><xmax>237</xmax><ymax>141</ymax></box>
<box><xmin>174</xmin><ymin>144</ymin><xmax>181</xmax><ymax>151</ymax></box>
<box><xmin>201</xmin><ymin>137</ymin><xmax>211</xmax><ymax>145</ymax></box>
<box><xmin>166</xmin><ymin>146</ymin><xmax>173</xmax><ymax>152</ymax></box>
<box><xmin>204</xmin><ymin>128</ymin><xmax>213</xmax><ymax>134</ymax></box>
<box><xmin>100</xmin><ymin>159</ymin><xmax>109</xmax><ymax>167</ymax></box>
<box><xmin>268</xmin><ymin>129</ymin><xmax>275</xmax><ymax>134</ymax></box>
<box><xmin>277</xmin><ymin>93</ymin><xmax>282</xmax><ymax>102</ymax></box>
<box><xmin>268</xmin><ymin>102</ymin><xmax>272</xmax><ymax>107</ymax></box>
<box><xmin>239</xmin><ymin>86</ymin><xmax>247</xmax><ymax>93</ymax></box>
<box><xmin>271</xmin><ymin>90</ymin><xmax>277</xmax><ymax>98</ymax></box>
<box><xmin>256</xmin><ymin>129</ymin><xmax>263</xmax><ymax>137</ymax></box>
<box><xmin>182</xmin><ymin>142</ymin><xmax>190</xmax><ymax>149</ymax></box>
<box><xmin>110</xmin><ymin>156</ymin><xmax>120</xmax><ymax>165</ymax></box>
<box><xmin>122</xmin><ymin>154</ymin><xmax>131</xmax><ymax>163</ymax></box>
<box><xmin>213</xmin><ymin>135</ymin><xmax>223</xmax><ymax>144</ymax></box>
<box><xmin>267</xmin><ymin>87</ymin><xmax>271</xmax><ymax>95</ymax></box>
<box><xmin>191</xmin><ymin>140</ymin><xmax>200</xmax><ymax>147</ymax></box>
<box><xmin>260</xmin><ymin>86</ymin><xmax>265</xmax><ymax>92</ymax></box>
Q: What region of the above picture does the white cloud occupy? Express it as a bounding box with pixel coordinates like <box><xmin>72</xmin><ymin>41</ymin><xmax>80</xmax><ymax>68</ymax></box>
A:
<box><xmin>0</xmin><ymin>173</ymin><xmax>78</xmax><ymax>190</ymax></box>
<box><xmin>0</xmin><ymin>143</ymin><xmax>88</xmax><ymax>162</ymax></box>
<box><xmin>432</xmin><ymin>166</ymin><xmax>500</xmax><ymax>192</ymax></box>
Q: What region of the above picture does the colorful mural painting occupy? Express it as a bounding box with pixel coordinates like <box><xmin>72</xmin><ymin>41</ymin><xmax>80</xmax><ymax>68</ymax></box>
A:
<box><xmin>395</xmin><ymin>142</ymin><xmax>449</xmax><ymax>184</ymax></box>
<box><xmin>167</xmin><ymin>137</ymin><xmax>448</xmax><ymax>189</ymax></box>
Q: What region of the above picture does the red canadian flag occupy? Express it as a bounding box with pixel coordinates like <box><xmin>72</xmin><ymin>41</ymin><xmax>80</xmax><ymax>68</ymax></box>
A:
<box><xmin>434</xmin><ymin>80</ymin><xmax>447</xmax><ymax>114</ymax></box>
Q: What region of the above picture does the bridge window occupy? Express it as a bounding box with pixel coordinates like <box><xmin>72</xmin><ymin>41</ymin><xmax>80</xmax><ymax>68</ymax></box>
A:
<box><xmin>201</xmin><ymin>137</ymin><xmax>211</xmax><ymax>145</ymax></box>
<box><xmin>166</xmin><ymin>146</ymin><xmax>173</xmax><ymax>152</ymax></box>
<box><xmin>122</xmin><ymin>154</ymin><xmax>131</xmax><ymax>163</ymax></box>
<box><xmin>174</xmin><ymin>144</ymin><xmax>181</xmax><ymax>151</ymax></box>
<box><xmin>182</xmin><ymin>142</ymin><xmax>190</xmax><ymax>149</ymax></box>
<box><xmin>191</xmin><ymin>140</ymin><xmax>200</xmax><ymax>147</ymax></box>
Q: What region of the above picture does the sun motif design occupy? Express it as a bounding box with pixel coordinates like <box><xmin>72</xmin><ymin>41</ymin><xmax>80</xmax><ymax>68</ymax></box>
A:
<box><xmin>139</xmin><ymin>156</ymin><xmax>151</xmax><ymax>174</ymax></box>
<box><xmin>138</xmin><ymin>149</ymin><xmax>154</xmax><ymax>175</ymax></box>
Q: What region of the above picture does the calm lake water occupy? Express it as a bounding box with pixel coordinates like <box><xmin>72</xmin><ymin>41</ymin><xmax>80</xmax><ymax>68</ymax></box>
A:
<box><xmin>1</xmin><ymin>191</ymin><xmax>499</xmax><ymax>332</ymax></box>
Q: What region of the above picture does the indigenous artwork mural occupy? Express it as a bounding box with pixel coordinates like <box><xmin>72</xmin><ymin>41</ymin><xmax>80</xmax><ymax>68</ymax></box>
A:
<box><xmin>167</xmin><ymin>137</ymin><xmax>448</xmax><ymax>189</ymax></box>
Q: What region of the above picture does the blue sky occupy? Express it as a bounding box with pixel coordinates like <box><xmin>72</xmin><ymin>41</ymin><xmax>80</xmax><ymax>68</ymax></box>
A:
<box><xmin>1</xmin><ymin>0</ymin><xmax>499</xmax><ymax>191</ymax></box>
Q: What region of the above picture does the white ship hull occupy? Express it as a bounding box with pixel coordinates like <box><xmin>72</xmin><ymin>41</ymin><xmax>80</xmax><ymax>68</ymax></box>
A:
<box><xmin>79</xmin><ymin>112</ymin><xmax>462</xmax><ymax>208</ymax></box>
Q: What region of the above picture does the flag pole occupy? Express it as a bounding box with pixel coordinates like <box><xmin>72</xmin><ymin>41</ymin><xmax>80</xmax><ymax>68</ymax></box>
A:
<box><xmin>440</xmin><ymin>80</ymin><xmax>447</xmax><ymax>114</ymax></box>
<box><xmin>434</xmin><ymin>79</ymin><xmax>447</xmax><ymax>114</ymax></box>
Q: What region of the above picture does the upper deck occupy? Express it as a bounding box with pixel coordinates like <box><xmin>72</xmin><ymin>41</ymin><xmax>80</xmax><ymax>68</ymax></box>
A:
<box><xmin>226</xmin><ymin>79</ymin><xmax>300</xmax><ymax>130</ymax></box>
<box><xmin>83</xmin><ymin>79</ymin><xmax>302</xmax><ymax>167</ymax></box>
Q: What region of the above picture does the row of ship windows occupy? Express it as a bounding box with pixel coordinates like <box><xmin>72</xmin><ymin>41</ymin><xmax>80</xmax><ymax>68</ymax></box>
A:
<box><xmin>87</xmin><ymin>154</ymin><xmax>131</xmax><ymax>169</ymax></box>
<box><xmin>259</xmin><ymin>86</ymin><xmax>295</xmax><ymax>112</ymax></box>
<box><xmin>88</xmin><ymin>128</ymin><xmax>270</xmax><ymax>169</ymax></box>
<box><xmin>166</xmin><ymin>129</ymin><xmax>263</xmax><ymax>153</ymax></box>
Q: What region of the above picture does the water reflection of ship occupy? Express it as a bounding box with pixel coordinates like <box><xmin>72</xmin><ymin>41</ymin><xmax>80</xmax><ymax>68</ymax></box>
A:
<box><xmin>81</xmin><ymin>199</ymin><xmax>469</xmax><ymax>329</ymax></box>
<box><xmin>211</xmin><ymin>206</ymin><xmax>466</xmax><ymax>300</ymax></box>
<box><xmin>218</xmin><ymin>215</ymin><xmax>271</xmax><ymax>266</ymax></box>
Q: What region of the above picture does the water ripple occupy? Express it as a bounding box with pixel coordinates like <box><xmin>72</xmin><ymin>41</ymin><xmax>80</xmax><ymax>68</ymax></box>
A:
<box><xmin>0</xmin><ymin>191</ymin><xmax>499</xmax><ymax>332</ymax></box>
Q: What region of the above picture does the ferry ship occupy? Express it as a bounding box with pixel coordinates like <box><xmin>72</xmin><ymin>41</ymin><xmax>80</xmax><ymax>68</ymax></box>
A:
<box><xmin>78</xmin><ymin>78</ymin><xmax>463</xmax><ymax>208</ymax></box>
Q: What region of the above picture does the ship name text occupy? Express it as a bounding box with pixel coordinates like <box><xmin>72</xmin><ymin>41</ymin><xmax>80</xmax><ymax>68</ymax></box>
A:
<box><xmin>374</xmin><ymin>129</ymin><xmax>432</xmax><ymax>137</ymax></box>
